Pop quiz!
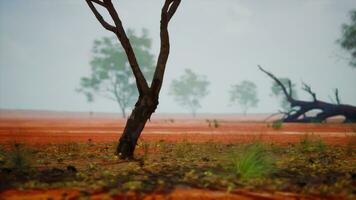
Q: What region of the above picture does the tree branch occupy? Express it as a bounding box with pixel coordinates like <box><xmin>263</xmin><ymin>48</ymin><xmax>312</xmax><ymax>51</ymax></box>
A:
<box><xmin>86</xmin><ymin>0</ymin><xmax>149</xmax><ymax>95</ymax></box>
<box><xmin>287</xmin><ymin>80</ymin><xmax>293</xmax><ymax>97</ymax></box>
<box><xmin>85</xmin><ymin>0</ymin><xmax>116</xmax><ymax>32</ymax></box>
<box><xmin>302</xmin><ymin>82</ymin><xmax>317</xmax><ymax>101</ymax></box>
<box><xmin>258</xmin><ymin>65</ymin><xmax>293</xmax><ymax>101</ymax></box>
<box><xmin>167</xmin><ymin>0</ymin><xmax>181</xmax><ymax>22</ymax></box>
<box><xmin>151</xmin><ymin>0</ymin><xmax>181</xmax><ymax>96</ymax></box>
<box><xmin>91</xmin><ymin>0</ymin><xmax>105</xmax><ymax>7</ymax></box>
<box><xmin>335</xmin><ymin>88</ymin><xmax>341</xmax><ymax>105</ymax></box>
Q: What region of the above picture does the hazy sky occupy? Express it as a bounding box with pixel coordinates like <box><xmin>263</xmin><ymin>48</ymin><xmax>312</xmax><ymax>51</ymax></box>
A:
<box><xmin>0</xmin><ymin>0</ymin><xmax>355</xmax><ymax>114</ymax></box>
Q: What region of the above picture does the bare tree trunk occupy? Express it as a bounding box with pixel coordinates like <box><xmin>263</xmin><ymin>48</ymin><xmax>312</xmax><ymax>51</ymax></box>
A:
<box><xmin>85</xmin><ymin>0</ymin><xmax>181</xmax><ymax>159</ymax></box>
<box><xmin>117</xmin><ymin>94</ymin><xmax>158</xmax><ymax>158</ymax></box>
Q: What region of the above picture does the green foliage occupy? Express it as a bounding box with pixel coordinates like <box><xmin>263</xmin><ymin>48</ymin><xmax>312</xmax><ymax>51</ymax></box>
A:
<box><xmin>77</xmin><ymin>29</ymin><xmax>155</xmax><ymax>118</ymax></box>
<box><xmin>271</xmin><ymin>120</ymin><xmax>283</xmax><ymax>130</ymax></box>
<box><xmin>6</xmin><ymin>144</ymin><xmax>33</xmax><ymax>173</ymax></box>
<box><xmin>230</xmin><ymin>80</ymin><xmax>259</xmax><ymax>115</ymax></box>
<box><xmin>169</xmin><ymin>69</ymin><xmax>210</xmax><ymax>116</ymax></box>
<box><xmin>232</xmin><ymin>143</ymin><xmax>276</xmax><ymax>180</ymax></box>
<box><xmin>337</xmin><ymin>10</ymin><xmax>356</xmax><ymax>68</ymax></box>
<box><xmin>270</xmin><ymin>78</ymin><xmax>297</xmax><ymax>111</ymax></box>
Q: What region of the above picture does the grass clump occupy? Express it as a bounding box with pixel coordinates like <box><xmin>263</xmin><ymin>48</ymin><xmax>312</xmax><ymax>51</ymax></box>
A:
<box><xmin>271</xmin><ymin>120</ymin><xmax>283</xmax><ymax>130</ymax></box>
<box><xmin>298</xmin><ymin>135</ymin><xmax>327</xmax><ymax>153</ymax></box>
<box><xmin>232</xmin><ymin>143</ymin><xmax>276</xmax><ymax>180</ymax></box>
<box><xmin>6</xmin><ymin>143</ymin><xmax>33</xmax><ymax>173</ymax></box>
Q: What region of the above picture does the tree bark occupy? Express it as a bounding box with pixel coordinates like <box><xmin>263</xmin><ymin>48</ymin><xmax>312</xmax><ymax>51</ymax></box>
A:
<box><xmin>117</xmin><ymin>94</ymin><xmax>158</xmax><ymax>159</ymax></box>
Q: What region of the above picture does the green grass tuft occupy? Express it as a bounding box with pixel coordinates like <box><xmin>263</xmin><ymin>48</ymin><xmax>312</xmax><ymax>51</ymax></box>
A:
<box><xmin>7</xmin><ymin>143</ymin><xmax>33</xmax><ymax>173</ymax></box>
<box><xmin>271</xmin><ymin>120</ymin><xmax>283</xmax><ymax>130</ymax></box>
<box><xmin>232</xmin><ymin>143</ymin><xmax>276</xmax><ymax>180</ymax></box>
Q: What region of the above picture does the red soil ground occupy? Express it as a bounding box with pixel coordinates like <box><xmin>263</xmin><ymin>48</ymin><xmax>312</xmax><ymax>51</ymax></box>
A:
<box><xmin>0</xmin><ymin>110</ymin><xmax>355</xmax><ymax>199</ymax></box>
<box><xmin>0</xmin><ymin>110</ymin><xmax>355</xmax><ymax>145</ymax></box>
<box><xmin>0</xmin><ymin>188</ymin><xmax>330</xmax><ymax>200</ymax></box>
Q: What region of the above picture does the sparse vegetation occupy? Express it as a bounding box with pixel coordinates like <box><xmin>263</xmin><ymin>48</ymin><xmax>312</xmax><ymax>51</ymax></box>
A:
<box><xmin>6</xmin><ymin>143</ymin><xmax>33</xmax><ymax>173</ymax></box>
<box><xmin>0</xmin><ymin>140</ymin><xmax>354</xmax><ymax>198</ymax></box>
<box><xmin>297</xmin><ymin>134</ymin><xmax>327</xmax><ymax>153</ymax></box>
<box><xmin>231</xmin><ymin>143</ymin><xmax>276</xmax><ymax>180</ymax></box>
<box><xmin>206</xmin><ymin>119</ymin><xmax>220</xmax><ymax>128</ymax></box>
<box><xmin>272</xmin><ymin>120</ymin><xmax>283</xmax><ymax>130</ymax></box>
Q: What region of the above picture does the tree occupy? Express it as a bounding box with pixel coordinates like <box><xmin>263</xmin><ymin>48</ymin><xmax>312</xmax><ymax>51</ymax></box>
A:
<box><xmin>270</xmin><ymin>78</ymin><xmax>298</xmax><ymax>112</ymax></box>
<box><xmin>169</xmin><ymin>69</ymin><xmax>209</xmax><ymax>117</ymax></box>
<box><xmin>85</xmin><ymin>0</ymin><xmax>181</xmax><ymax>159</ymax></box>
<box><xmin>338</xmin><ymin>10</ymin><xmax>356</xmax><ymax>68</ymax></box>
<box><xmin>77</xmin><ymin>30</ymin><xmax>155</xmax><ymax>118</ymax></box>
<box><xmin>230</xmin><ymin>80</ymin><xmax>259</xmax><ymax>115</ymax></box>
<box><xmin>259</xmin><ymin>66</ymin><xmax>356</xmax><ymax>123</ymax></box>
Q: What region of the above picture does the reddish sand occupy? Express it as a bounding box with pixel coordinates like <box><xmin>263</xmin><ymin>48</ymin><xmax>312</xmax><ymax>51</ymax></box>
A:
<box><xmin>0</xmin><ymin>188</ymin><xmax>327</xmax><ymax>200</ymax></box>
<box><xmin>0</xmin><ymin>110</ymin><xmax>355</xmax><ymax>145</ymax></box>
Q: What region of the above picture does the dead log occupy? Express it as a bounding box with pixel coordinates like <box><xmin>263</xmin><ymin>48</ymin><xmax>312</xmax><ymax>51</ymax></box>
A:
<box><xmin>258</xmin><ymin>66</ymin><xmax>356</xmax><ymax>123</ymax></box>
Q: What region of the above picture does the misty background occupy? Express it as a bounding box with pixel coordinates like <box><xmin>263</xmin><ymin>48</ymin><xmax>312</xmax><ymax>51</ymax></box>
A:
<box><xmin>0</xmin><ymin>0</ymin><xmax>355</xmax><ymax>114</ymax></box>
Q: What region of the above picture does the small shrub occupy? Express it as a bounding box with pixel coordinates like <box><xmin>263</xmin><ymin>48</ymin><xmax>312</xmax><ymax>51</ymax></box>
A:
<box><xmin>272</xmin><ymin>120</ymin><xmax>283</xmax><ymax>130</ymax></box>
<box><xmin>232</xmin><ymin>143</ymin><xmax>276</xmax><ymax>180</ymax></box>
<box><xmin>298</xmin><ymin>135</ymin><xmax>327</xmax><ymax>153</ymax></box>
<box><xmin>213</xmin><ymin>119</ymin><xmax>220</xmax><ymax>128</ymax></box>
<box><xmin>6</xmin><ymin>143</ymin><xmax>33</xmax><ymax>173</ymax></box>
<box><xmin>206</xmin><ymin>119</ymin><xmax>220</xmax><ymax>128</ymax></box>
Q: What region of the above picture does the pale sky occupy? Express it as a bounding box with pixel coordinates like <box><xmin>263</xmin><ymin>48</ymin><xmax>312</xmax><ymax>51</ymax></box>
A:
<box><xmin>0</xmin><ymin>0</ymin><xmax>355</xmax><ymax>114</ymax></box>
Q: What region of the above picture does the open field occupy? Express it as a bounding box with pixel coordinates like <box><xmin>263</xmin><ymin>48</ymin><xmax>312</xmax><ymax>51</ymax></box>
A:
<box><xmin>0</xmin><ymin>110</ymin><xmax>354</xmax><ymax>145</ymax></box>
<box><xmin>0</xmin><ymin>110</ymin><xmax>355</xmax><ymax>199</ymax></box>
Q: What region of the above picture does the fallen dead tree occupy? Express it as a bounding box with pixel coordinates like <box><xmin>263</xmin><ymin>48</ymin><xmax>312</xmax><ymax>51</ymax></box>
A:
<box><xmin>258</xmin><ymin>66</ymin><xmax>356</xmax><ymax>123</ymax></box>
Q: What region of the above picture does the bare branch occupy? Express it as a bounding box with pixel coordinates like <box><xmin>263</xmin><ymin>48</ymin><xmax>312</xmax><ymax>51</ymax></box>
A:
<box><xmin>167</xmin><ymin>0</ymin><xmax>181</xmax><ymax>22</ymax></box>
<box><xmin>335</xmin><ymin>88</ymin><xmax>341</xmax><ymax>104</ymax></box>
<box><xmin>91</xmin><ymin>0</ymin><xmax>105</xmax><ymax>7</ymax></box>
<box><xmin>86</xmin><ymin>0</ymin><xmax>149</xmax><ymax>95</ymax></box>
<box><xmin>287</xmin><ymin>80</ymin><xmax>293</xmax><ymax>97</ymax></box>
<box><xmin>302</xmin><ymin>82</ymin><xmax>317</xmax><ymax>101</ymax></box>
<box><xmin>151</xmin><ymin>0</ymin><xmax>181</xmax><ymax>96</ymax></box>
<box><xmin>258</xmin><ymin>65</ymin><xmax>292</xmax><ymax>101</ymax></box>
<box><xmin>85</xmin><ymin>0</ymin><xmax>116</xmax><ymax>32</ymax></box>
<box><xmin>263</xmin><ymin>112</ymin><xmax>284</xmax><ymax>122</ymax></box>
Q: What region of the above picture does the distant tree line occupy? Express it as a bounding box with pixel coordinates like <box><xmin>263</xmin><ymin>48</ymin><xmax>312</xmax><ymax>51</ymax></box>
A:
<box><xmin>79</xmin><ymin>8</ymin><xmax>355</xmax><ymax>119</ymax></box>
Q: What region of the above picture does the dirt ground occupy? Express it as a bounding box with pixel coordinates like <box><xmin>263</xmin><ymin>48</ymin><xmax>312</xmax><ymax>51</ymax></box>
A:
<box><xmin>0</xmin><ymin>110</ymin><xmax>355</xmax><ymax>199</ymax></box>
<box><xmin>0</xmin><ymin>110</ymin><xmax>355</xmax><ymax>145</ymax></box>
